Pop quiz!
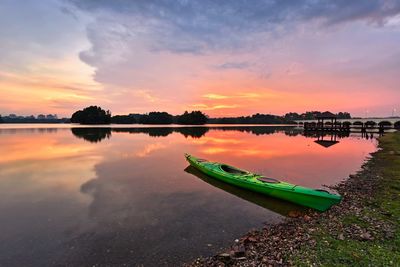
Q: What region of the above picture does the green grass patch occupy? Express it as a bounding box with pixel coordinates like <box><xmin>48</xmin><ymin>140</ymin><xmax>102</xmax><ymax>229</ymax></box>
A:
<box><xmin>342</xmin><ymin>214</ymin><xmax>370</xmax><ymax>228</ymax></box>
<box><xmin>291</xmin><ymin>132</ymin><xmax>400</xmax><ymax>266</ymax></box>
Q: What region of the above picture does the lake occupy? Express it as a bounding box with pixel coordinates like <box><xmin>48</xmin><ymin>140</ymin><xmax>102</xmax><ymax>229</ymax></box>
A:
<box><xmin>0</xmin><ymin>124</ymin><xmax>377</xmax><ymax>266</ymax></box>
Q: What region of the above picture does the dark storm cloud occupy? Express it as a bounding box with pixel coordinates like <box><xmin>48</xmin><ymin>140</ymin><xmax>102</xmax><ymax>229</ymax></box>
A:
<box><xmin>66</xmin><ymin>0</ymin><xmax>400</xmax><ymax>53</ymax></box>
<box><xmin>67</xmin><ymin>0</ymin><xmax>400</xmax><ymax>28</ymax></box>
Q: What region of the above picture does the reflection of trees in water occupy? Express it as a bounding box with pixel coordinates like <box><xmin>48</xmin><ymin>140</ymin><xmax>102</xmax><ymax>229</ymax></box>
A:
<box><xmin>71</xmin><ymin>128</ymin><xmax>112</xmax><ymax>143</ymax></box>
<box><xmin>176</xmin><ymin>127</ymin><xmax>209</xmax><ymax>138</ymax></box>
<box><xmin>113</xmin><ymin>127</ymin><xmax>210</xmax><ymax>138</ymax></box>
<box><xmin>71</xmin><ymin>127</ymin><xmax>211</xmax><ymax>142</ymax></box>
<box><xmin>70</xmin><ymin>126</ymin><xmax>301</xmax><ymax>143</ymax></box>
<box><xmin>212</xmin><ymin>126</ymin><xmax>276</xmax><ymax>135</ymax></box>
<box><xmin>211</xmin><ymin>126</ymin><xmax>300</xmax><ymax>136</ymax></box>
<box><xmin>0</xmin><ymin>128</ymin><xmax>60</xmax><ymax>135</ymax></box>
<box><xmin>113</xmin><ymin>127</ymin><xmax>174</xmax><ymax>137</ymax></box>
<box><xmin>283</xmin><ymin>129</ymin><xmax>303</xmax><ymax>136</ymax></box>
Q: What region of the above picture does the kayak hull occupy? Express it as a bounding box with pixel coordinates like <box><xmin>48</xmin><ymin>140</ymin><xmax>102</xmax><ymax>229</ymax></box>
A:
<box><xmin>185</xmin><ymin>154</ymin><xmax>341</xmax><ymax>211</ymax></box>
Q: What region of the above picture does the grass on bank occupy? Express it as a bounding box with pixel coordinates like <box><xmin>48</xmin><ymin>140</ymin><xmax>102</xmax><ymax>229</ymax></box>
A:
<box><xmin>291</xmin><ymin>132</ymin><xmax>400</xmax><ymax>266</ymax></box>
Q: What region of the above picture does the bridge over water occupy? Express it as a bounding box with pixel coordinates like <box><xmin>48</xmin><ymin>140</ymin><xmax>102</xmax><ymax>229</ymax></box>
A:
<box><xmin>296</xmin><ymin>116</ymin><xmax>400</xmax><ymax>135</ymax></box>
<box><xmin>295</xmin><ymin>117</ymin><xmax>400</xmax><ymax>128</ymax></box>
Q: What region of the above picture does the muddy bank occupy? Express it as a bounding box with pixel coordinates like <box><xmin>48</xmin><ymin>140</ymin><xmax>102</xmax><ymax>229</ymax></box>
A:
<box><xmin>185</xmin><ymin>132</ymin><xmax>400</xmax><ymax>266</ymax></box>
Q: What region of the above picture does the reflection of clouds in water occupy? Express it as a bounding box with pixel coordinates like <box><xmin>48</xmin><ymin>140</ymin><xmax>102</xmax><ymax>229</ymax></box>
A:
<box><xmin>135</xmin><ymin>142</ymin><xmax>166</xmax><ymax>157</ymax></box>
<box><xmin>0</xmin><ymin>126</ymin><xmax>378</xmax><ymax>266</ymax></box>
<box><xmin>70</xmin><ymin>157</ymin><xmax>278</xmax><ymax>266</ymax></box>
<box><xmin>0</xmin><ymin>130</ymin><xmax>104</xmax><ymax>266</ymax></box>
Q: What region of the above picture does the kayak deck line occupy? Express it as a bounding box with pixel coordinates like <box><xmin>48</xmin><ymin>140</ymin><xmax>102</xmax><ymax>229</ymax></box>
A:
<box><xmin>184</xmin><ymin>153</ymin><xmax>342</xmax><ymax>211</ymax></box>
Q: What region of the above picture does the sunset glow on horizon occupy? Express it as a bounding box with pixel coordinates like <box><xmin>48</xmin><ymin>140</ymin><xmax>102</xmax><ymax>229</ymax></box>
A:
<box><xmin>1</xmin><ymin>0</ymin><xmax>400</xmax><ymax>117</ymax></box>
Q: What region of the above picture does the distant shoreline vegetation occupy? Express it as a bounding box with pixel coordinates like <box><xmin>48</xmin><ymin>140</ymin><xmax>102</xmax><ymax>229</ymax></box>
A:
<box><xmin>69</xmin><ymin>106</ymin><xmax>352</xmax><ymax>125</ymax></box>
<box><xmin>0</xmin><ymin>106</ymin><xmax>353</xmax><ymax>125</ymax></box>
<box><xmin>71</xmin><ymin>107</ymin><xmax>209</xmax><ymax>125</ymax></box>
<box><xmin>0</xmin><ymin>114</ymin><xmax>69</xmax><ymax>124</ymax></box>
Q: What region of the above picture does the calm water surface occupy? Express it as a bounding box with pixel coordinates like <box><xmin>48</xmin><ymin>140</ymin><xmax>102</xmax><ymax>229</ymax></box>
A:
<box><xmin>0</xmin><ymin>125</ymin><xmax>377</xmax><ymax>266</ymax></box>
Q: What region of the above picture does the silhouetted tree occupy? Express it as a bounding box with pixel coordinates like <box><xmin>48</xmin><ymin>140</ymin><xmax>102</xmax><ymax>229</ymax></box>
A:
<box><xmin>139</xmin><ymin>112</ymin><xmax>173</xmax><ymax>124</ymax></box>
<box><xmin>284</xmin><ymin>111</ymin><xmax>351</xmax><ymax>120</ymax></box>
<box><xmin>337</xmin><ymin>112</ymin><xmax>351</xmax><ymax>119</ymax></box>
<box><xmin>111</xmin><ymin>115</ymin><xmax>136</xmax><ymax>124</ymax></box>
<box><xmin>0</xmin><ymin>115</ymin><xmax>3</xmax><ymax>123</ymax></box>
<box><xmin>209</xmin><ymin>113</ymin><xmax>292</xmax><ymax>124</ymax></box>
<box><xmin>177</xmin><ymin>111</ymin><xmax>208</xmax><ymax>125</ymax></box>
<box><xmin>284</xmin><ymin>112</ymin><xmax>301</xmax><ymax>121</ymax></box>
<box><xmin>71</xmin><ymin>106</ymin><xmax>111</xmax><ymax>124</ymax></box>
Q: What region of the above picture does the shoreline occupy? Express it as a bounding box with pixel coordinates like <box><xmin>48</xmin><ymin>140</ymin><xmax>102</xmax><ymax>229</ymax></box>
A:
<box><xmin>185</xmin><ymin>132</ymin><xmax>400</xmax><ymax>266</ymax></box>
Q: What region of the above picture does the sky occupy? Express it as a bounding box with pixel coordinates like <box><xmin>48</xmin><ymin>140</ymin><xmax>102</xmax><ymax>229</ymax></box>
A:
<box><xmin>0</xmin><ymin>0</ymin><xmax>400</xmax><ymax>118</ymax></box>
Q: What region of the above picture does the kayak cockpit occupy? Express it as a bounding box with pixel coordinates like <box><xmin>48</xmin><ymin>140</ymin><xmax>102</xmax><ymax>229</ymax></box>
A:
<box><xmin>220</xmin><ymin>164</ymin><xmax>248</xmax><ymax>175</ymax></box>
<box><xmin>257</xmin><ymin>177</ymin><xmax>280</xmax><ymax>183</ymax></box>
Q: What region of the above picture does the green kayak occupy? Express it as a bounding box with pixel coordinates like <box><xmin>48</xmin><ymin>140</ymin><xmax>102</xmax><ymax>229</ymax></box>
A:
<box><xmin>185</xmin><ymin>154</ymin><xmax>342</xmax><ymax>211</ymax></box>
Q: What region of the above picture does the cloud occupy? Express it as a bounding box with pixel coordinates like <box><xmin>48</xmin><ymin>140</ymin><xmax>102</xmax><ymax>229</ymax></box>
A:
<box><xmin>189</xmin><ymin>103</ymin><xmax>240</xmax><ymax>110</ymax></box>
<box><xmin>2</xmin><ymin>0</ymin><xmax>399</xmax><ymax>117</ymax></box>
<box><xmin>0</xmin><ymin>0</ymin><xmax>89</xmax><ymax>70</ymax></box>
<box><xmin>202</xmin><ymin>93</ymin><xmax>265</xmax><ymax>100</ymax></box>
<box><xmin>215</xmin><ymin>62</ymin><xmax>251</xmax><ymax>70</ymax></box>
<box><xmin>67</xmin><ymin>0</ymin><xmax>400</xmax><ymax>54</ymax></box>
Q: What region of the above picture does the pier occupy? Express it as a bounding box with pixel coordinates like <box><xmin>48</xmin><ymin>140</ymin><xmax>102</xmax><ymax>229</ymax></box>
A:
<box><xmin>299</xmin><ymin>112</ymin><xmax>399</xmax><ymax>134</ymax></box>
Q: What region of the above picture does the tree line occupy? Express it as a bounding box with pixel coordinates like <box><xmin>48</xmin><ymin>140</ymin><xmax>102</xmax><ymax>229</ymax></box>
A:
<box><xmin>70</xmin><ymin>106</ymin><xmax>208</xmax><ymax>125</ymax></box>
<box><xmin>69</xmin><ymin>106</ymin><xmax>353</xmax><ymax>125</ymax></box>
<box><xmin>0</xmin><ymin>115</ymin><xmax>68</xmax><ymax>123</ymax></box>
<box><xmin>4</xmin><ymin>106</ymin><xmax>347</xmax><ymax>125</ymax></box>
<box><xmin>284</xmin><ymin>111</ymin><xmax>351</xmax><ymax>120</ymax></box>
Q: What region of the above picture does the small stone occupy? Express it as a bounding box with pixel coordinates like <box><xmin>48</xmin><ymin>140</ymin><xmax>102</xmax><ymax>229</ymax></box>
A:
<box><xmin>288</xmin><ymin>210</ymin><xmax>302</xmax><ymax>218</ymax></box>
<box><xmin>218</xmin><ymin>253</ymin><xmax>230</xmax><ymax>260</ymax></box>
<box><xmin>247</xmin><ymin>236</ymin><xmax>257</xmax><ymax>242</ymax></box>
<box><xmin>232</xmin><ymin>244</ymin><xmax>246</xmax><ymax>257</ymax></box>
<box><xmin>360</xmin><ymin>232</ymin><xmax>373</xmax><ymax>241</ymax></box>
<box><xmin>338</xmin><ymin>233</ymin><xmax>345</xmax><ymax>240</ymax></box>
<box><xmin>303</xmin><ymin>215</ymin><xmax>312</xmax><ymax>221</ymax></box>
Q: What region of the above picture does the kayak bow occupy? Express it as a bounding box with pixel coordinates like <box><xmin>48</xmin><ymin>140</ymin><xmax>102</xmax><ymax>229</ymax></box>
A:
<box><xmin>185</xmin><ymin>153</ymin><xmax>341</xmax><ymax>211</ymax></box>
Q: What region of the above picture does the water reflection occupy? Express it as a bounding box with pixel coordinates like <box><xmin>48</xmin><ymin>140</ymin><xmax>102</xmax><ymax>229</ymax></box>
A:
<box><xmin>70</xmin><ymin>126</ymin><xmax>301</xmax><ymax>143</ymax></box>
<box><xmin>71</xmin><ymin>127</ymin><xmax>112</xmax><ymax>143</ymax></box>
<box><xmin>184</xmin><ymin>166</ymin><xmax>306</xmax><ymax>216</ymax></box>
<box><xmin>0</xmin><ymin>125</ymin><xmax>377</xmax><ymax>266</ymax></box>
<box><xmin>71</xmin><ymin>127</ymin><xmax>210</xmax><ymax>141</ymax></box>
